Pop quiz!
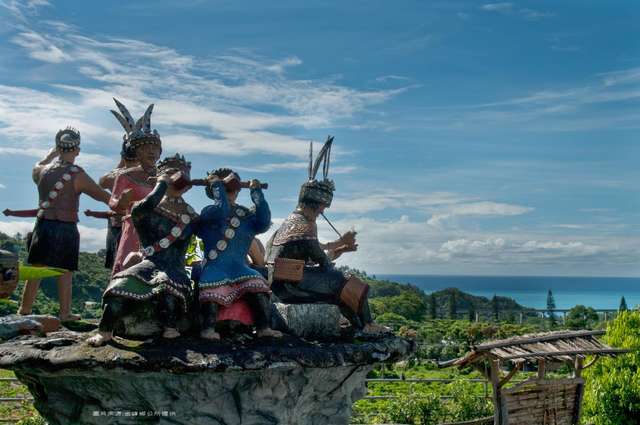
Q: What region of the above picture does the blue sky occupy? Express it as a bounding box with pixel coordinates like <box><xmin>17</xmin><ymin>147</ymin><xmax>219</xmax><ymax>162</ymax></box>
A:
<box><xmin>0</xmin><ymin>0</ymin><xmax>638</xmax><ymax>276</ymax></box>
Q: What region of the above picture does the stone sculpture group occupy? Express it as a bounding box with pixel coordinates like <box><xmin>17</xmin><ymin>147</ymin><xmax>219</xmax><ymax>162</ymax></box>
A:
<box><xmin>4</xmin><ymin>98</ymin><xmax>389</xmax><ymax>345</ymax></box>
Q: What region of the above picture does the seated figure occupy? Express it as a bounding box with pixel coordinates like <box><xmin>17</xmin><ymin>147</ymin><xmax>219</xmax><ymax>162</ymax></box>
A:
<box><xmin>265</xmin><ymin>137</ymin><xmax>388</xmax><ymax>335</ymax></box>
<box><xmin>196</xmin><ymin>169</ymin><xmax>282</xmax><ymax>340</ymax></box>
<box><xmin>89</xmin><ymin>154</ymin><xmax>197</xmax><ymax>346</ymax></box>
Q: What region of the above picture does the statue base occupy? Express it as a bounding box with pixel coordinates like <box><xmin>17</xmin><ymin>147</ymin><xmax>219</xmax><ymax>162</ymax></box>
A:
<box><xmin>0</xmin><ymin>330</ymin><xmax>414</xmax><ymax>425</ymax></box>
<box><xmin>0</xmin><ymin>314</ymin><xmax>60</xmax><ymax>340</ymax></box>
<box><xmin>274</xmin><ymin>303</ymin><xmax>342</xmax><ymax>339</ymax></box>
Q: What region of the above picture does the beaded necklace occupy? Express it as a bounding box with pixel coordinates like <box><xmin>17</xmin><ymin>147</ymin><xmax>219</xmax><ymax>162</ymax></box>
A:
<box><xmin>202</xmin><ymin>206</ymin><xmax>247</xmax><ymax>265</ymax></box>
<box><xmin>140</xmin><ymin>197</ymin><xmax>198</xmax><ymax>257</ymax></box>
<box><xmin>39</xmin><ymin>162</ymin><xmax>82</xmax><ymax>210</ymax></box>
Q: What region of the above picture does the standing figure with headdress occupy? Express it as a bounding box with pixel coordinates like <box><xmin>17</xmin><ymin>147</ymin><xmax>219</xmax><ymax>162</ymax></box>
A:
<box><xmin>108</xmin><ymin>98</ymin><xmax>162</xmax><ymax>276</ymax></box>
<box><xmin>88</xmin><ymin>154</ymin><xmax>198</xmax><ymax>346</ymax></box>
<box><xmin>266</xmin><ymin>136</ymin><xmax>388</xmax><ymax>335</ymax></box>
<box><xmin>17</xmin><ymin>128</ymin><xmax>111</xmax><ymax>321</ymax></box>
<box><xmin>196</xmin><ymin>169</ymin><xmax>282</xmax><ymax>340</ymax></box>
<box><xmin>97</xmin><ymin>141</ymin><xmax>139</xmax><ymax>269</ymax></box>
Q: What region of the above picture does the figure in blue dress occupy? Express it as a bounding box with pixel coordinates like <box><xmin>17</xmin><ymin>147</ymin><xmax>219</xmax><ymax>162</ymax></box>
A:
<box><xmin>197</xmin><ymin>168</ymin><xmax>282</xmax><ymax>340</ymax></box>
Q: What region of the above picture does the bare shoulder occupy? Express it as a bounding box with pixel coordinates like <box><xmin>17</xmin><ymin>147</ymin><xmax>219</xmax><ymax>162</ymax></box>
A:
<box><xmin>116</xmin><ymin>166</ymin><xmax>153</xmax><ymax>186</ymax></box>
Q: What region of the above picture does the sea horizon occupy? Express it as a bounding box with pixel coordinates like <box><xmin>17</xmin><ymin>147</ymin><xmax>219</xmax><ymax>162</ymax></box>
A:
<box><xmin>378</xmin><ymin>274</ymin><xmax>640</xmax><ymax>310</ymax></box>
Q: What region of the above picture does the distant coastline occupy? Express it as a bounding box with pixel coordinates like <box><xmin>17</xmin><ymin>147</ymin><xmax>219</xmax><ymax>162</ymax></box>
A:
<box><xmin>379</xmin><ymin>274</ymin><xmax>640</xmax><ymax>310</ymax></box>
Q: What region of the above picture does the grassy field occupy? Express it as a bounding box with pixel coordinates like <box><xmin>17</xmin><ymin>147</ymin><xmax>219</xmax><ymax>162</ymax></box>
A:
<box><xmin>0</xmin><ymin>370</ymin><xmax>41</xmax><ymax>424</ymax></box>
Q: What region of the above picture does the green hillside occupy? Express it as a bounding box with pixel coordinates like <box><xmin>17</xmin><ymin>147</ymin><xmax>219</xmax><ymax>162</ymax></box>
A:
<box><xmin>1</xmin><ymin>232</ymin><xmax>530</xmax><ymax>321</ymax></box>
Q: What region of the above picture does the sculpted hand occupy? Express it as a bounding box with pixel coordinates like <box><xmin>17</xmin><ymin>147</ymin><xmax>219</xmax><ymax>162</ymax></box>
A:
<box><xmin>336</xmin><ymin>243</ymin><xmax>358</xmax><ymax>255</ymax></box>
<box><xmin>249</xmin><ymin>179</ymin><xmax>261</xmax><ymax>189</ymax></box>
<box><xmin>340</xmin><ymin>230</ymin><xmax>357</xmax><ymax>249</ymax></box>
<box><xmin>222</xmin><ymin>173</ymin><xmax>238</xmax><ymax>185</ymax></box>
<box><xmin>157</xmin><ymin>169</ymin><xmax>177</xmax><ymax>185</ymax></box>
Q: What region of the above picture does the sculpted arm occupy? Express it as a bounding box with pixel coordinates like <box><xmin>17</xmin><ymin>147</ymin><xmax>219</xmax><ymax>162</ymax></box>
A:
<box><xmin>32</xmin><ymin>148</ymin><xmax>59</xmax><ymax>183</ymax></box>
<box><xmin>75</xmin><ymin>171</ymin><xmax>111</xmax><ymax>204</ymax></box>
<box><xmin>249</xmin><ymin>181</ymin><xmax>271</xmax><ymax>234</ymax></box>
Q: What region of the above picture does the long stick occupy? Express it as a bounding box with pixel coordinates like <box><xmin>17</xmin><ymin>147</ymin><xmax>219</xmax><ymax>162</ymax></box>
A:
<box><xmin>320</xmin><ymin>213</ymin><xmax>342</xmax><ymax>238</ymax></box>
<box><xmin>3</xmin><ymin>209</ymin><xmax>38</xmax><ymax>218</ymax></box>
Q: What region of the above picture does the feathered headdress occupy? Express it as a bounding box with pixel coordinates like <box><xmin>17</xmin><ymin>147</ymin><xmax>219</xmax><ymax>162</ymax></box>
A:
<box><xmin>111</xmin><ymin>98</ymin><xmax>161</xmax><ymax>150</ymax></box>
<box><xmin>55</xmin><ymin>127</ymin><xmax>81</xmax><ymax>152</ymax></box>
<box><xmin>299</xmin><ymin>135</ymin><xmax>336</xmax><ymax>208</ymax></box>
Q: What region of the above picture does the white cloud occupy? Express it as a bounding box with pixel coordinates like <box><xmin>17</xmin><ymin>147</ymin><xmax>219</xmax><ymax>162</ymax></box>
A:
<box><xmin>428</xmin><ymin>201</ymin><xmax>533</xmax><ymax>226</ymax></box>
<box><xmin>232</xmin><ymin>161</ymin><xmax>356</xmax><ymax>174</ymax></box>
<box><xmin>480</xmin><ymin>3</ymin><xmax>553</xmax><ymax>21</ymax></box>
<box><xmin>439</xmin><ymin>237</ymin><xmax>604</xmax><ymax>263</ymax></box>
<box><xmin>481</xmin><ymin>3</ymin><xmax>513</xmax><ymax>12</ymax></box>
<box><xmin>265</xmin><ymin>56</ymin><xmax>303</xmax><ymax>73</ymax></box>
<box><xmin>12</xmin><ymin>31</ymin><xmax>68</xmax><ymax>63</ymax></box>
<box><xmin>0</xmin><ymin>0</ymin><xmax>50</xmax><ymax>22</ymax></box>
<box><xmin>375</xmin><ymin>75</ymin><xmax>411</xmax><ymax>83</ymax></box>
<box><xmin>0</xmin><ymin>15</ymin><xmax>408</xmax><ymax>165</ymax></box>
<box><xmin>421</xmin><ymin>65</ymin><xmax>640</xmax><ymax>132</ymax></box>
<box><xmin>330</xmin><ymin>190</ymin><xmax>473</xmax><ymax>214</ymax></box>
<box><xmin>0</xmin><ymin>147</ymin><xmax>111</xmax><ymax>169</ymax></box>
<box><xmin>520</xmin><ymin>9</ymin><xmax>554</xmax><ymax>21</ymax></box>
<box><xmin>260</xmin><ymin>214</ymin><xmax>639</xmax><ymax>273</ymax></box>
<box><xmin>552</xmin><ymin>224</ymin><xmax>587</xmax><ymax>230</ymax></box>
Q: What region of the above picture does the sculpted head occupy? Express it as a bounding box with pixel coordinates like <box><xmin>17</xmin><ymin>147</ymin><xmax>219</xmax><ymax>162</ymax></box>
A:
<box><xmin>210</xmin><ymin>168</ymin><xmax>241</xmax><ymax>204</ymax></box>
<box><xmin>55</xmin><ymin>127</ymin><xmax>81</xmax><ymax>162</ymax></box>
<box><xmin>157</xmin><ymin>153</ymin><xmax>191</xmax><ymax>196</ymax></box>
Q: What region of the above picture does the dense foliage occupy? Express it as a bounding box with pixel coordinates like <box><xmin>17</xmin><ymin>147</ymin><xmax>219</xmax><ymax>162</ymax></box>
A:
<box><xmin>565</xmin><ymin>304</ymin><xmax>600</xmax><ymax>330</ymax></box>
<box><xmin>583</xmin><ymin>311</ymin><xmax>640</xmax><ymax>425</ymax></box>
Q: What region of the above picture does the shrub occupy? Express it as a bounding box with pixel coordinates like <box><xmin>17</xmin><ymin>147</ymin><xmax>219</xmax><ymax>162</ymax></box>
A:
<box><xmin>16</xmin><ymin>415</ymin><xmax>47</xmax><ymax>425</ymax></box>
<box><xmin>446</xmin><ymin>379</ymin><xmax>493</xmax><ymax>421</ymax></box>
<box><xmin>565</xmin><ymin>305</ymin><xmax>599</xmax><ymax>329</ymax></box>
<box><xmin>583</xmin><ymin>311</ymin><xmax>640</xmax><ymax>425</ymax></box>
<box><xmin>382</xmin><ymin>390</ymin><xmax>446</xmax><ymax>425</ymax></box>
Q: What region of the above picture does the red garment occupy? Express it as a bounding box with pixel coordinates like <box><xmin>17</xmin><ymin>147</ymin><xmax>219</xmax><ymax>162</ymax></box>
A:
<box><xmin>109</xmin><ymin>172</ymin><xmax>154</xmax><ymax>276</ymax></box>
<box><xmin>217</xmin><ymin>299</ymin><xmax>255</xmax><ymax>325</ymax></box>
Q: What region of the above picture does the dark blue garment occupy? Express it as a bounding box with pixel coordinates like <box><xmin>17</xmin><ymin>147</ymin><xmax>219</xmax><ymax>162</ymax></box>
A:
<box><xmin>197</xmin><ymin>181</ymin><xmax>271</xmax><ymax>293</ymax></box>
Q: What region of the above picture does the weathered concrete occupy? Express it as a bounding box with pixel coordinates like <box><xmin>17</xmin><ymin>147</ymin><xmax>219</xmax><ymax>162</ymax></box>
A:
<box><xmin>0</xmin><ymin>331</ymin><xmax>414</xmax><ymax>425</ymax></box>
<box><xmin>0</xmin><ymin>314</ymin><xmax>60</xmax><ymax>340</ymax></box>
<box><xmin>274</xmin><ymin>303</ymin><xmax>342</xmax><ymax>340</ymax></box>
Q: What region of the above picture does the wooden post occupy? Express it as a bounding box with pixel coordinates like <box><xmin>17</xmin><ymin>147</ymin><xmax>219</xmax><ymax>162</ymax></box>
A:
<box><xmin>490</xmin><ymin>359</ymin><xmax>504</xmax><ymax>425</ymax></box>
<box><xmin>519</xmin><ymin>312</ymin><xmax>523</xmax><ymax>324</ymax></box>
<box><xmin>476</xmin><ymin>312</ymin><xmax>479</xmax><ymax>322</ymax></box>
<box><xmin>563</xmin><ymin>311</ymin><xmax>566</xmax><ymax>325</ymax></box>
<box><xmin>537</xmin><ymin>359</ymin><xmax>546</xmax><ymax>380</ymax></box>
<box><xmin>573</xmin><ymin>357</ymin><xmax>585</xmax><ymax>424</ymax></box>
<box><xmin>604</xmin><ymin>311</ymin><xmax>608</xmax><ymax>322</ymax></box>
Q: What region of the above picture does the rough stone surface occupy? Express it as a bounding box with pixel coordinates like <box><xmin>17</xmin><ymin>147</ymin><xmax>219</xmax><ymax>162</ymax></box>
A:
<box><xmin>0</xmin><ymin>314</ymin><xmax>60</xmax><ymax>340</ymax></box>
<box><xmin>0</xmin><ymin>331</ymin><xmax>415</xmax><ymax>425</ymax></box>
<box><xmin>274</xmin><ymin>303</ymin><xmax>341</xmax><ymax>339</ymax></box>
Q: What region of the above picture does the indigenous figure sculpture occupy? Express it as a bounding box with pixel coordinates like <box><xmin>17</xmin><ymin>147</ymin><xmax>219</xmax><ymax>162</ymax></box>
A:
<box><xmin>17</xmin><ymin>128</ymin><xmax>111</xmax><ymax>321</ymax></box>
<box><xmin>96</xmin><ymin>141</ymin><xmax>139</xmax><ymax>269</ymax></box>
<box><xmin>108</xmin><ymin>99</ymin><xmax>162</xmax><ymax>275</ymax></box>
<box><xmin>0</xmin><ymin>250</ymin><xmax>18</xmax><ymax>299</ymax></box>
<box><xmin>266</xmin><ymin>137</ymin><xmax>388</xmax><ymax>334</ymax></box>
<box><xmin>196</xmin><ymin>169</ymin><xmax>282</xmax><ymax>340</ymax></box>
<box><xmin>89</xmin><ymin>154</ymin><xmax>197</xmax><ymax>346</ymax></box>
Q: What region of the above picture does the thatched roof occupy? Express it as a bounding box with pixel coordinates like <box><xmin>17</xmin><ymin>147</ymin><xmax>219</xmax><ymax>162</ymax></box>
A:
<box><xmin>441</xmin><ymin>329</ymin><xmax>629</xmax><ymax>367</ymax></box>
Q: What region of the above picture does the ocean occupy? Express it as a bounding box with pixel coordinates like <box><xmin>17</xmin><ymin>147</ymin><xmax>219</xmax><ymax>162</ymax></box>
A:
<box><xmin>378</xmin><ymin>275</ymin><xmax>640</xmax><ymax>310</ymax></box>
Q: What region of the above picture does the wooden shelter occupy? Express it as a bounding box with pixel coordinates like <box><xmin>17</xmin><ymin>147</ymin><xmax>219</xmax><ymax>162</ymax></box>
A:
<box><xmin>440</xmin><ymin>330</ymin><xmax>628</xmax><ymax>425</ymax></box>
